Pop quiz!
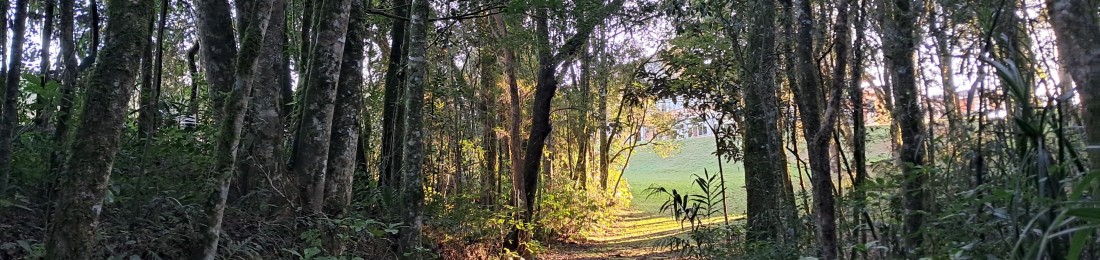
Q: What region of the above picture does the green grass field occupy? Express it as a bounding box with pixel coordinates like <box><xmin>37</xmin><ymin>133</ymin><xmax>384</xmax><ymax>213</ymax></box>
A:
<box><xmin>623</xmin><ymin>127</ymin><xmax>892</xmax><ymax>215</ymax></box>
<box><xmin>623</xmin><ymin>137</ymin><xmax>750</xmax><ymax>215</ymax></box>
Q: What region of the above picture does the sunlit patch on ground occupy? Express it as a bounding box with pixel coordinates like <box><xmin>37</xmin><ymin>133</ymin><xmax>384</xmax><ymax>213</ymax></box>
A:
<box><xmin>543</xmin><ymin>209</ymin><xmax>743</xmax><ymax>260</ymax></box>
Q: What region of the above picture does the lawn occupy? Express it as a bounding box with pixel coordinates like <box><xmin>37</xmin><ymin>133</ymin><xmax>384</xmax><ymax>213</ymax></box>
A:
<box><xmin>623</xmin><ymin>137</ymin><xmax>750</xmax><ymax>215</ymax></box>
<box><xmin>623</xmin><ymin>126</ymin><xmax>892</xmax><ymax>215</ymax></box>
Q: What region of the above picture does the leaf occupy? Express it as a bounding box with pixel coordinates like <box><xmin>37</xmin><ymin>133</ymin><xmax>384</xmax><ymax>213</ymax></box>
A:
<box><xmin>1065</xmin><ymin>208</ymin><xmax>1100</xmax><ymax>222</ymax></box>
<box><xmin>303</xmin><ymin>247</ymin><xmax>321</xmax><ymax>258</ymax></box>
<box><xmin>1068</xmin><ymin>228</ymin><xmax>1093</xmax><ymax>260</ymax></box>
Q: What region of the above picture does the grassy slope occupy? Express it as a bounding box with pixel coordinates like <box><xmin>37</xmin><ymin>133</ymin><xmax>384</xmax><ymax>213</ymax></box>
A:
<box><xmin>624</xmin><ymin>127</ymin><xmax>891</xmax><ymax>215</ymax></box>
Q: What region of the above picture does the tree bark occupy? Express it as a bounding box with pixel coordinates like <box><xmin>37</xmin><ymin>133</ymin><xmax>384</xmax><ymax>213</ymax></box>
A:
<box><xmin>137</xmin><ymin>5</ymin><xmax>155</xmax><ymax>140</ymax></box>
<box><xmin>49</xmin><ymin>0</ymin><xmax>77</xmax><ymax>184</ymax></box>
<box><xmin>398</xmin><ymin>0</ymin><xmax>429</xmax><ymax>254</ymax></box>
<box><xmin>742</xmin><ymin>0</ymin><xmax>798</xmax><ymax>243</ymax></box>
<box><xmin>849</xmin><ymin>0</ymin><xmax>870</xmax><ymax>254</ymax></box>
<box><xmin>324</xmin><ymin>0</ymin><xmax>365</xmax><ymax>219</ymax></box>
<box><xmin>0</xmin><ymin>0</ymin><xmax>28</xmax><ymax>195</ymax></box>
<box><xmin>195</xmin><ymin>0</ymin><xmax>238</xmax><ymax>115</ymax></box>
<box><xmin>379</xmin><ymin>0</ymin><xmax>409</xmax><ymax>187</ymax></box>
<box><xmin>237</xmin><ymin>0</ymin><xmax>289</xmax><ymax>202</ymax></box>
<box><xmin>489</xmin><ymin>11</ymin><xmax>526</xmax><ymax>215</ymax></box>
<box><xmin>883</xmin><ymin>0</ymin><xmax>927</xmax><ymax>254</ymax></box>
<box><xmin>787</xmin><ymin>0</ymin><xmax>846</xmax><ymax>257</ymax></box>
<box><xmin>289</xmin><ymin>0</ymin><xmax>352</xmax><ymax>215</ymax></box>
<box><xmin>193</xmin><ymin>0</ymin><xmax>278</xmax><ymax>258</ymax></box>
<box><xmin>43</xmin><ymin>0</ymin><xmax>153</xmax><ymax>257</ymax></box>
<box><xmin>320</xmin><ymin>1</ymin><xmax>364</xmax><ymax>254</ymax></box>
<box><xmin>186</xmin><ymin>44</ymin><xmax>201</xmax><ymax>122</ymax></box>
<box><xmin>1047</xmin><ymin>0</ymin><xmax>1100</xmax><ymax>173</ymax></box>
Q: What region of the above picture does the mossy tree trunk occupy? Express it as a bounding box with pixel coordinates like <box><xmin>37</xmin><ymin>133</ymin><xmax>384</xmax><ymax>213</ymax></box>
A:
<box><xmin>741</xmin><ymin>0</ymin><xmax>799</xmax><ymax>244</ymax></box>
<box><xmin>43</xmin><ymin>0</ymin><xmax>154</xmax><ymax>257</ymax></box>
<box><xmin>289</xmin><ymin>0</ymin><xmax>352</xmax><ymax>215</ymax></box>
<box><xmin>882</xmin><ymin>0</ymin><xmax>927</xmax><ymax>255</ymax></box>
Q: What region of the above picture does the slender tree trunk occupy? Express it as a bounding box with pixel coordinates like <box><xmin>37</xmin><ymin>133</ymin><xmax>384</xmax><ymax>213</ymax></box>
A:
<box><xmin>398</xmin><ymin>0</ymin><xmax>429</xmax><ymax>254</ymax></box>
<box><xmin>576</xmin><ymin>46</ymin><xmax>592</xmax><ymax>190</ymax></box>
<box><xmin>883</xmin><ymin>0</ymin><xmax>927</xmax><ymax>254</ymax></box>
<box><xmin>33</xmin><ymin>0</ymin><xmax>55</xmax><ymax>129</ymax></box>
<box><xmin>478</xmin><ymin>26</ymin><xmax>499</xmax><ymax>205</ymax></box>
<box><xmin>487</xmin><ymin>13</ymin><xmax>526</xmax><ymax>209</ymax></box>
<box><xmin>137</xmin><ymin>7</ymin><xmax>155</xmax><ymax>140</ymax></box>
<box><xmin>742</xmin><ymin>0</ymin><xmax>797</xmax><ymax>244</ymax></box>
<box><xmin>1047</xmin><ymin>0</ymin><xmax>1100</xmax><ymax>173</ymax></box>
<box><xmin>298</xmin><ymin>0</ymin><xmax>313</xmax><ymax>75</ymax></box>
<box><xmin>289</xmin><ymin>0</ymin><xmax>352</xmax><ymax>214</ymax></box>
<box><xmin>511</xmin><ymin>1</ymin><xmax>624</xmax><ymax>254</ymax></box>
<box><xmin>138</xmin><ymin>0</ymin><xmax>168</xmax><ymax>140</ymax></box>
<box><xmin>849</xmin><ymin>0</ymin><xmax>870</xmax><ymax>256</ymax></box>
<box><xmin>379</xmin><ymin>0</ymin><xmax>409</xmax><ymax>187</ymax></box>
<box><xmin>193</xmin><ymin>0</ymin><xmax>278</xmax><ymax>258</ymax></box>
<box><xmin>43</xmin><ymin>0</ymin><xmax>153</xmax><ymax>257</ymax></box>
<box><xmin>76</xmin><ymin>0</ymin><xmax>99</xmax><ymax>71</ymax></box>
<box><xmin>0</xmin><ymin>0</ymin><xmax>7</xmax><ymax>76</ymax></box>
<box><xmin>930</xmin><ymin>5</ymin><xmax>960</xmax><ymax>131</ymax></box>
<box><xmin>49</xmin><ymin>0</ymin><xmax>77</xmax><ymax>185</ymax></box>
<box><xmin>151</xmin><ymin>0</ymin><xmax>167</xmax><ymax>130</ymax></box>
<box><xmin>788</xmin><ymin>0</ymin><xmax>848</xmax><ymax>257</ymax></box>
<box><xmin>0</xmin><ymin>0</ymin><xmax>28</xmax><ymax>195</ymax></box>
<box><xmin>598</xmin><ymin>76</ymin><xmax>610</xmax><ymax>190</ymax></box>
<box><xmin>187</xmin><ymin>44</ymin><xmax>201</xmax><ymax>122</ymax></box>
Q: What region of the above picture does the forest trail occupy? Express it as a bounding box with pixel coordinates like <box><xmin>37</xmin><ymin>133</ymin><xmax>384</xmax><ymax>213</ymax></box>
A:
<box><xmin>541</xmin><ymin>209</ymin><xmax>733</xmax><ymax>260</ymax></box>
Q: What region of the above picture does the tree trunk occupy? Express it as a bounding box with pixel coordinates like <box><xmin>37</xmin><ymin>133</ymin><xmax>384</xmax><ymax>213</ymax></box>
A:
<box><xmin>848</xmin><ymin>0</ymin><xmax>870</xmax><ymax>255</ymax></box>
<box><xmin>379</xmin><ymin>0</ymin><xmax>409</xmax><ymax>187</ymax></box>
<box><xmin>138</xmin><ymin>0</ymin><xmax>169</xmax><ymax>140</ymax></box>
<box><xmin>575</xmin><ymin>46</ymin><xmax>592</xmax><ymax>190</ymax></box>
<box><xmin>289</xmin><ymin>0</ymin><xmax>352</xmax><ymax>214</ymax></box>
<box><xmin>478</xmin><ymin>26</ymin><xmax>499</xmax><ymax>206</ymax></box>
<box><xmin>324</xmin><ymin>0</ymin><xmax>365</xmax><ymax>220</ymax></box>
<box><xmin>237</xmin><ymin>0</ymin><xmax>288</xmax><ymax>203</ymax></box>
<box><xmin>1047</xmin><ymin>0</ymin><xmax>1100</xmax><ymax>173</ymax></box>
<box><xmin>742</xmin><ymin>0</ymin><xmax>798</xmax><ymax>243</ymax></box>
<box><xmin>321</xmin><ymin>1</ymin><xmax>364</xmax><ymax>254</ymax></box>
<box><xmin>883</xmin><ymin>0</ymin><xmax>926</xmax><ymax>254</ymax></box>
<box><xmin>486</xmin><ymin>13</ymin><xmax>526</xmax><ymax>209</ymax></box>
<box><xmin>33</xmin><ymin>0</ymin><xmax>55</xmax><ymax>129</ymax></box>
<box><xmin>49</xmin><ymin>0</ymin><xmax>77</xmax><ymax>184</ymax></box>
<box><xmin>787</xmin><ymin>0</ymin><xmax>846</xmax><ymax>257</ymax></box>
<box><xmin>43</xmin><ymin>0</ymin><xmax>153</xmax><ymax>257</ymax></box>
<box><xmin>151</xmin><ymin>0</ymin><xmax>167</xmax><ymax>132</ymax></box>
<box><xmin>193</xmin><ymin>0</ymin><xmax>278</xmax><ymax>258</ymax></box>
<box><xmin>0</xmin><ymin>0</ymin><xmax>28</xmax><ymax>195</ymax></box>
<box><xmin>137</xmin><ymin>6</ymin><xmax>155</xmax><ymax>140</ymax></box>
<box><xmin>511</xmin><ymin>1</ymin><xmax>624</xmax><ymax>254</ymax></box>
<box><xmin>186</xmin><ymin>44</ymin><xmax>201</xmax><ymax>122</ymax></box>
<box><xmin>398</xmin><ymin>0</ymin><xmax>429</xmax><ymax>254</ymax></box>
<box><xmin>930</xmin><ymin>5</ymin><xmax>960</xmax><ymax>131</ymax></box>
<box><xmin>195</xmin><ymin>0</ymin><xmax>238</xmax><ymax>115</ymax></box>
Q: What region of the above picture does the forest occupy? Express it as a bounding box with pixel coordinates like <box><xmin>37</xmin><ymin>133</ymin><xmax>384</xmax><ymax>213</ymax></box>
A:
<box><xmin>0</xmin><ymin>0</ymin><xmax>1099</xmax><ymax>259</ymax></box>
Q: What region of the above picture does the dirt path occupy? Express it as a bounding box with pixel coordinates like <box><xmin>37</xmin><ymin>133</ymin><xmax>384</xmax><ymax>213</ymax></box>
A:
<box><xmin>541</xmin><ymin>210</ymin><xmax>727</xmax><ymax>260</ymax></box>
